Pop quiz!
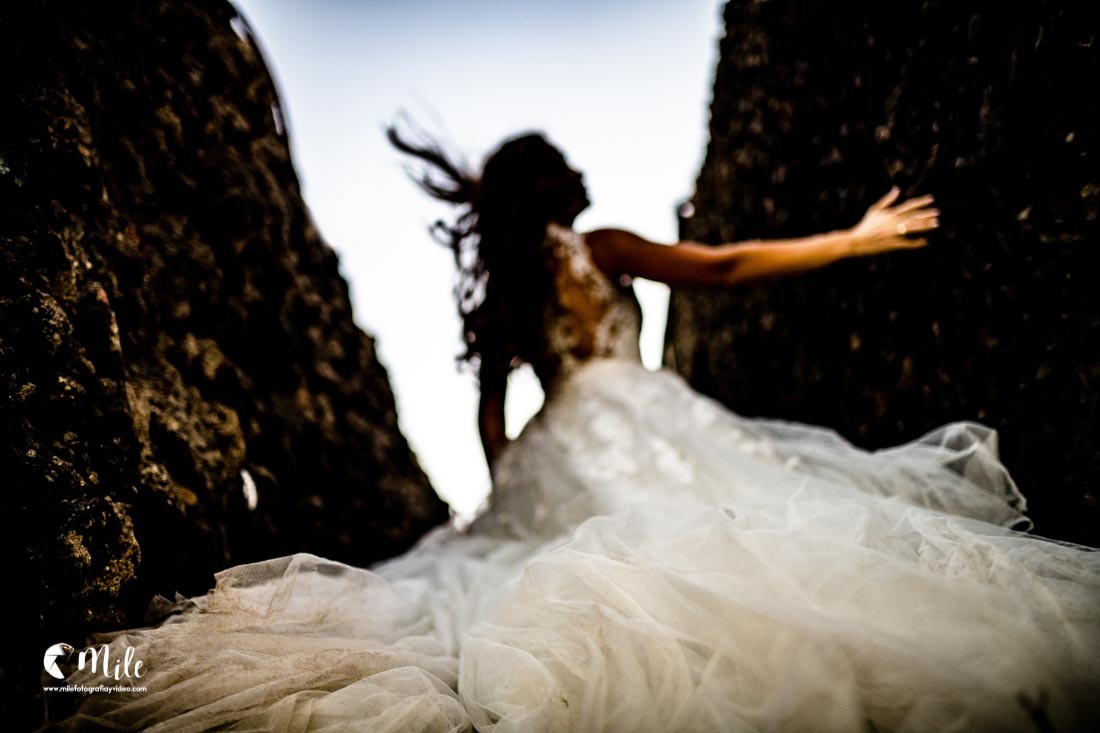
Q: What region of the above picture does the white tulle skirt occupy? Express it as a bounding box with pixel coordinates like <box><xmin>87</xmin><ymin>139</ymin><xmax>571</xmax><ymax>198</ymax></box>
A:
<box><xmin>47</xmin><ymin>359</ymin><xmax>1100</xmax><ymax>732</ymax></box>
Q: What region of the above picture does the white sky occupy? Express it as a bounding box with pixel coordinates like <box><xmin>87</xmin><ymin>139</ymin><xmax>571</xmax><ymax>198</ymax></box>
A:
<box><xmin>232</xmin><ymin>0</ymin><xmax>723</xmax><ymax>514</ymax></box>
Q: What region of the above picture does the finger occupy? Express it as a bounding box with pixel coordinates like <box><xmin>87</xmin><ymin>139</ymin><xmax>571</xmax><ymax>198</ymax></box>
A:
<box><xmin>897</xmin><ymin>219</ymin><xmax>938</xmax><ymax>236</ymax></box>
<box><xmin>903</xmin><ymin>214</ymin><xmax>939</xmax><ymax>228</ymax></box>
<box><xmin>893</xmin><ymin>193</ymin><xmax>937</xmax><ymax>211</ymax></box>
<box><xmin>902</xmin><ymin>215</ymin><xmax>939</xmax><ymax>230</ymax></box>
<box><xmin>872</xmin><ymin>186</ymin><xmax>900</xmax><ymax>211</ymax></box>
<box><xmin>892</xmin><ymin>195</ymin><xmax>936</xmax><ymax>214</ymax></box>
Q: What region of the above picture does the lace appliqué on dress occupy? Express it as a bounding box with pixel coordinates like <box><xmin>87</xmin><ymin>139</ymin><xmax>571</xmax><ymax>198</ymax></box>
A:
<box><xmin>536</xmin><ymin>222</ymin><xmax>642</xmax><ymax>391</ymax></box>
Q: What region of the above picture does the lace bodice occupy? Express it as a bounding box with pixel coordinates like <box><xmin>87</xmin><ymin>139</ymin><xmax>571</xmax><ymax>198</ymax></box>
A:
<box><xmin>533</xmin><ymin>222</ymin><xmax>643</xmax><ymax>392</ymax></box>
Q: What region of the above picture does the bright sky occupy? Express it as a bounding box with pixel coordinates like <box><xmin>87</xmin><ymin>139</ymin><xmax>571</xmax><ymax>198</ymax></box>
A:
<box><xmin>232</xmin><ymin>0</ymin><xmax>722</xmax><ymax>514</ymax></box>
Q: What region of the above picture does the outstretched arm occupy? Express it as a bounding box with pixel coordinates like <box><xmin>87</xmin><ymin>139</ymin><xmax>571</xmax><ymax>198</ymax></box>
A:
<box><xmin>585</xmin><ymin>188</ymin><xmax>939</xmax><ymax>288</ymax></box>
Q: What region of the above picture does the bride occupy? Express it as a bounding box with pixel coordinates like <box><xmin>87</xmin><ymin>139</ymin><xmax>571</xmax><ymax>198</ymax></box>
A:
<box><xmin>48</xmin><ymin>128</ymin><xmax>1099</xmax><ymax>732</ymax></box>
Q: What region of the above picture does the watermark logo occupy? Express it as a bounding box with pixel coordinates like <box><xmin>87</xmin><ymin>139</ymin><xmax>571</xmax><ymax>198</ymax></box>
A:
<box><xmin>43</xmin><ymin>643</ymin><xmax>75</xmax><ymax>680</ymax></box>
<box><xmin>42</xmin><ymin>641</ymin><xmax>146</xmax><ymax>693</ymax></box>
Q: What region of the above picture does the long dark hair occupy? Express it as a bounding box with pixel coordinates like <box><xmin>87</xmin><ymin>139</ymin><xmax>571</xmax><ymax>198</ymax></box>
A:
<box><xmin>386</xmin><ymin>118</ymin><xmax>586</xmax><ymax>385</ymax></box>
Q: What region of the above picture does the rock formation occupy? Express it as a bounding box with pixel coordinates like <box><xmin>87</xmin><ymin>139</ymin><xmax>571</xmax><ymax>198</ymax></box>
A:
<box><xmin>666</xmin><ymin>1</ymin><xmax>1097</xmax><ymax>545</ymax></box>
<box><xmin>0</xmin><ymin>0</ymin><xmax>447</xmax><ymax>721</ymax></box>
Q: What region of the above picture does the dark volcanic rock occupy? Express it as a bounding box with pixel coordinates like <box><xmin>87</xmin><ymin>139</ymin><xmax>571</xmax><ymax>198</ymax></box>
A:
<box><xmin>0</xmin><ymin>0</ymin><xmax>447</xmax><ymax>721</ymax></box>
<box><xmin>666</xmin><ymin>1</ymin><xmax>1097</xmax><ymax>545</ymax></box>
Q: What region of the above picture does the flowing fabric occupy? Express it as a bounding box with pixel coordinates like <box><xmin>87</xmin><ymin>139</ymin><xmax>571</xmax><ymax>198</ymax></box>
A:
<box><xmin>44</xmin><ymin>225</ymin><xmax>1100</xmax><ymax>732</ymax></box>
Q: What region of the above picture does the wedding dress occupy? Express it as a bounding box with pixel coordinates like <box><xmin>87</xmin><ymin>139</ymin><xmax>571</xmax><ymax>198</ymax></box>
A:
<box><xmin>47</xmin><ymin>222</ymin><xmax>1099</xmax><ymax>732</ymax></box>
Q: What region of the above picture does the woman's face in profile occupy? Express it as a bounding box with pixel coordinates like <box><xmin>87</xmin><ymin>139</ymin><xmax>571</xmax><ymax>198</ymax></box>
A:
<box><xmin>539</xmin><ymin>159</ymin><xmax>589</xmax><ymax>223</ymax></box>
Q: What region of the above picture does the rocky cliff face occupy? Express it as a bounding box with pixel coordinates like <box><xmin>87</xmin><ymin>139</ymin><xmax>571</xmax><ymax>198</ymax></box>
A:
<box><xmin>1</xmin><ymin>0</ymin><xmax>447</xmax><ymax>720</ymax></box>
<box><xmin>666</xmin><ymin>1</ymin><xmax>1097</xmax><ymax>545</ymax></box>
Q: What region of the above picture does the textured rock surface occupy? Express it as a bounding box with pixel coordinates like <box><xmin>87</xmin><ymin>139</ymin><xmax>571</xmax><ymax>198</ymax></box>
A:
<box><xmin>0</xmin><ymin>0</ymin><xmax>446</xmax><ymax>721</ymax></box>
<box><xmin>666</xmin><ymin>1</ymin><xmax>1097</xmax><ymax>545</ymax></box>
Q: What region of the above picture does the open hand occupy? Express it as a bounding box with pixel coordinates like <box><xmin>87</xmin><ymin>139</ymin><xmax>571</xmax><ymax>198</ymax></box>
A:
<box><xmin>850</xmin><ymin>187</ymin><xmax>939</xmax><ymax>256</ymax></box>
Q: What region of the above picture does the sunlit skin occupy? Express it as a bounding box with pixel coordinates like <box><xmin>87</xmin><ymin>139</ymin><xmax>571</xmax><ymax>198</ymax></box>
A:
<box><xmin>478</xmin><ymin>166</ymin><xmax>940</xmax><ymax>470</ymax></box>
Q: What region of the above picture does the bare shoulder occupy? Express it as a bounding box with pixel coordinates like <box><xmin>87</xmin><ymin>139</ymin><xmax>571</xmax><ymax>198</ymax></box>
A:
<box><xmin>583</xmin><ymin>227</ymin><xmax>654</xmax><ymax>249</ymax></box>
<box><xmin>580</xmin><ymin>228</ymin><xmax>730</xmax><ymax>288</ymax></box>
<box><xmin>581</xmin><ymin>228</ymin><xmax>654</xmax><ymax>280</ymax></box>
